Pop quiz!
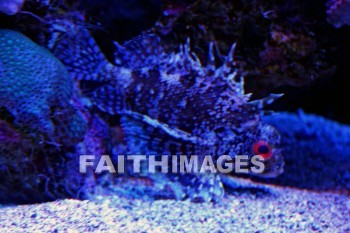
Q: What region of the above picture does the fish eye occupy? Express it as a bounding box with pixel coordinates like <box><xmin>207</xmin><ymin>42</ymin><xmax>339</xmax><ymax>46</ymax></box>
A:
<box><xmin>253</xmin><ymin>140</ymin><xmax>272</xmax><ymax>160</ymax></box>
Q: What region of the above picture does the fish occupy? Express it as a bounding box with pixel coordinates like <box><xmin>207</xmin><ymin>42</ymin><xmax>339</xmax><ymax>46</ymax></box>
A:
<box><xmin>51</xmin><ymin>26</ymin><xmax>284</xmax><ymax>202</ymax></box>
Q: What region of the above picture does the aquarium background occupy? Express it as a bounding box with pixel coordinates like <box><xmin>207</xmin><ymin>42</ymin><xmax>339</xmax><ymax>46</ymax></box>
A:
<box><xmin>0</xmin><ymin>0</ymin><xmax>349</xmax><ymax>232</ymax></box>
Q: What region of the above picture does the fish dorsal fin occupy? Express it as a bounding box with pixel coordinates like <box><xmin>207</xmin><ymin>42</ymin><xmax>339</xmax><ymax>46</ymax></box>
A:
<box><xmin>248</xmin><ymin>93</ymin><xmax>284</xmax><ymax>110</ymax></box>
<box><xmin>218</xmin><ymin>43</ymin><xmax>246</xmax><ymax>98</ymax></box>
<box><xmin>114</xmin><ymin>33</ymin><xmax>165</xmax><ymax>69</ymax></box>
<box><xmin>222</xmin><ymin>43</ymin><xmax>237</xmax><ymax>74</ymax></box>
<box><xmin>206</xmin><ymin>42</ymin><xmax>216</xmax><ymax>73</ymax></box>
<box><xmin>164</xmin><ymin>38</ymin><xmax>204</xmax><ymax>76</ymax></box>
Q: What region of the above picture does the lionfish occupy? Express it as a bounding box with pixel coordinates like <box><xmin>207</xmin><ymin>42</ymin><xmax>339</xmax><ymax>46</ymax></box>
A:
<box><xmin>50</xmin><ymin>24</ymin><xmax>284</xmax><ymax>202</ymax></box>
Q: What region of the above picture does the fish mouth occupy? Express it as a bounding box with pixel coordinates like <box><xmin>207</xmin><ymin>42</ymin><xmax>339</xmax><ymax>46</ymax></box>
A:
<box><xmin>262</xmin><ymin>147</ymin><xmax>285</xmax><ymax>178</ymax></box>
<box><xmin>256</xmin><ymin>165</ymin><xmax>284</xmax><ymax>178</ymax></box>
<box><xmin>256</xmin><ymin>157</ymin><xmax>285</xmax><ymax>178</ymax></box>
<box><xmin>249</xmin><ymin>148</ymin><xmax>285</xmax><ymax>178</ymax></box>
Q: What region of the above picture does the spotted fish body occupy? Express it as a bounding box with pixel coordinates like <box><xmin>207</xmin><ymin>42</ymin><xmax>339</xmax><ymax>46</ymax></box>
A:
<box><xmin>54</xmin><ymin>28</ymin><xmax>284</xmax><ymax>201</ymax></box>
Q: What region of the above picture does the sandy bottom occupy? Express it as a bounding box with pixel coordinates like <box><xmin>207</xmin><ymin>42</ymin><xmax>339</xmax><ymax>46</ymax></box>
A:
<box><xmin>0</xmin><ymin>185</ymin><xmax>349</xmax><ymax>233</ymax></box>
<box><xmin>0</xmin><ymin>113</ymin><xmax>349</xmax><ymax>232</ymax></box>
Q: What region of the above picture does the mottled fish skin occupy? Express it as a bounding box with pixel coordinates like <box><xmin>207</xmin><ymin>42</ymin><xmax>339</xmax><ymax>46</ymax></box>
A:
<box><xmin>51</xmin><ymin>27</ymin><xmax>284</xmax><ymax>202</ymax></box>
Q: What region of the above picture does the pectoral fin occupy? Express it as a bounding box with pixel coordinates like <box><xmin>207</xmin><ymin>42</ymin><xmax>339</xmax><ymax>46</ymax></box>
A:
<box><xmin>120</xmin><ymin>112</ymin><xmax>204</xmax><ymax>155</ymax></box>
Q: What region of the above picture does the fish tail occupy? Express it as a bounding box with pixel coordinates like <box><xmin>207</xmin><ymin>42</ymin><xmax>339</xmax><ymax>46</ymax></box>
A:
<box><xmin>51</xmin><ymin>28</ymin><xmax>114</xmax><ymax>82</ymax></box>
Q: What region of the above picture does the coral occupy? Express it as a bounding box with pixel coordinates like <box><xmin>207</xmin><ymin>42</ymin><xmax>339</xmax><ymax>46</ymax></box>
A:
<box><xmin>262</xmin><ymin>111</ymin><xmax>350</xmax><ymax>192</ymax></box>
<box><xmin>0</xmin><ymin>29</ymin><xmax>88</xmax><ymax>203</ymax></box>
<box><xmin>53</xmin><ymin>108</ymin><xmax>88</xmax><ymax>147</ymax></box>
<box><xmin>0</xmin><ymin>29</ymin><xmax>86</xmax><ymax>144</ymax></box>
<box><xmin>0</xmin><ymin>119</ymin><xmax>41</xmax><ymax>203</ymax></box>
<box><xmin>0</xmin><ymin>114</ymin><xmax>88</xmax><ymax>203</ymax></box>
<box><xmin>0</xmin><ymin>0</ymin><xmax>24</xmax><ymax>15</ymax></box>
<box><xmin>0</xmin><ymin>119</ymin><xmax>21</xmax><ymax>144</ymax></box>
<box><xmin>327</xmin><ymin>0</ymin><xmax>350</xmax><ymax>28</ymax></box>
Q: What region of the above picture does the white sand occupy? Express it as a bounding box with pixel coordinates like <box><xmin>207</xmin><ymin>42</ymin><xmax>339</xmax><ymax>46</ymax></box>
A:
<box><xmin>0</xmin><ymin>185</ymin><xmax>349</xmax><ymax>233</ymax></box>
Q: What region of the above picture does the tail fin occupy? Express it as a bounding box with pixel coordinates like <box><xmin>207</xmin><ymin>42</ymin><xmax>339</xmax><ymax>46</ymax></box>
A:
<box><xmin>50</xmin><ymin>28</ymin><xmax>113</xmax><ymax>82</ymax></box>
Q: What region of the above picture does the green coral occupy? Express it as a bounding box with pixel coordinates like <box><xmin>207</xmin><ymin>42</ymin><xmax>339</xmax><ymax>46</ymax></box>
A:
<box><xmin>0</xmin><ymin>29</ymin><xmax>88</xmax><ymax>203</ymax></box>
<box><xmin>0</xmin><ymin>29</ymin><xmax>86</xmax><ymax>143</ymax></box>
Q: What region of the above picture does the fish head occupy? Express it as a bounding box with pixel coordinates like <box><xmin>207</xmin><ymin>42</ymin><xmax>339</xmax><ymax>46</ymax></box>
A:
<box><xmin>213</xmin><ymin>106</ymin><xmax>284</xmax><ymax>178</ymax></box>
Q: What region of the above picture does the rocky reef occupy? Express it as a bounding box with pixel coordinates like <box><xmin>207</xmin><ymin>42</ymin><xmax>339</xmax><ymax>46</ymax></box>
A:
<box><xmin>327</xmin><ymin>0</ymin><xmax>350</xmax><ymax>27</ymax></box>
